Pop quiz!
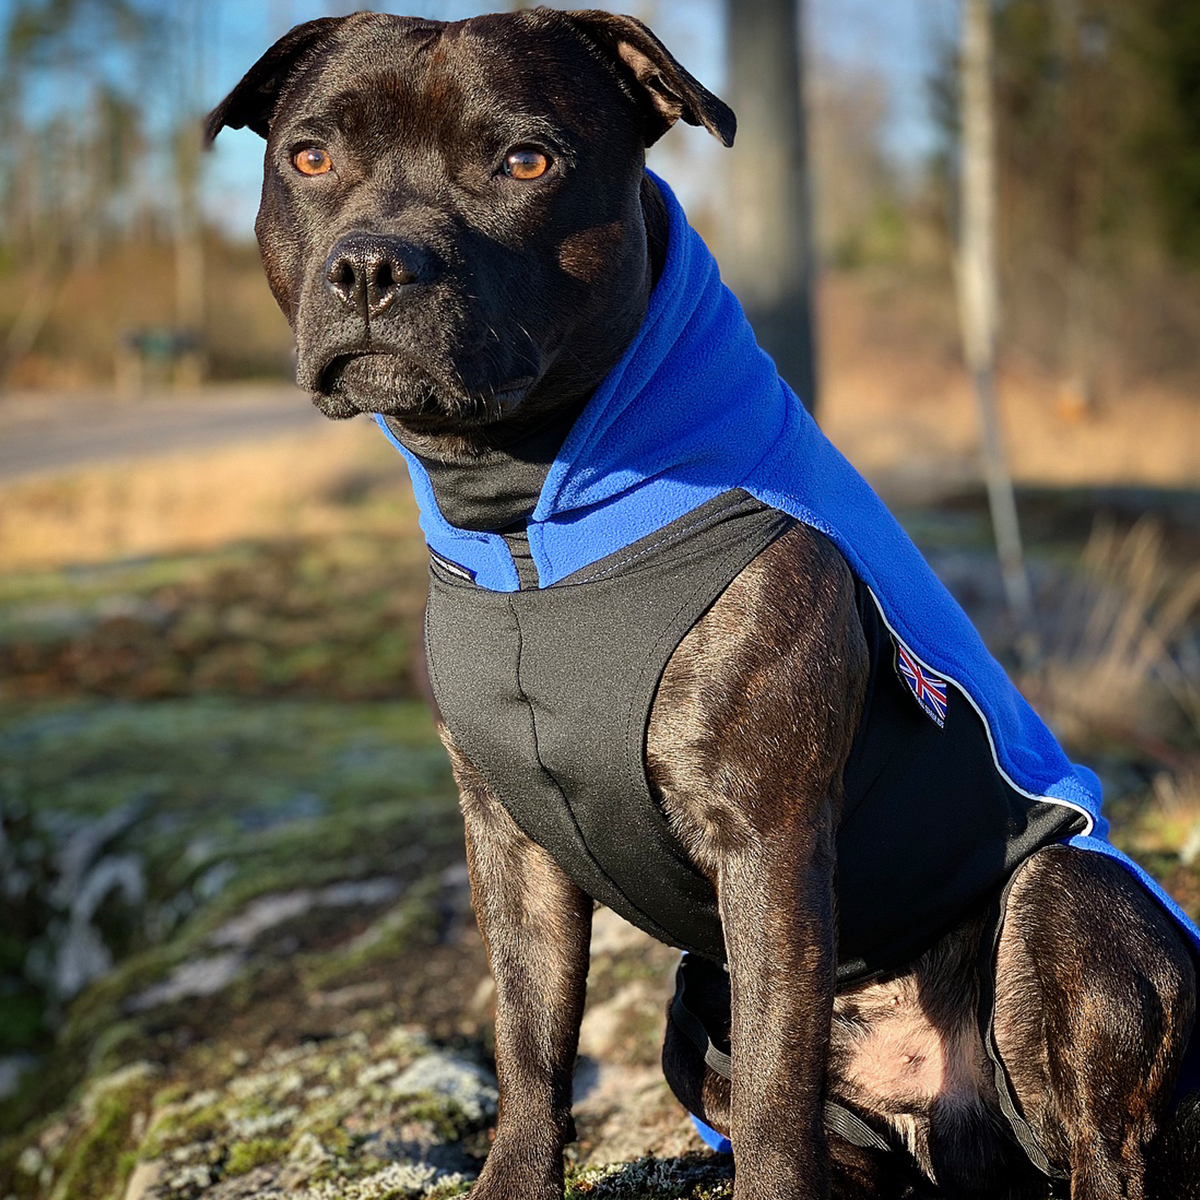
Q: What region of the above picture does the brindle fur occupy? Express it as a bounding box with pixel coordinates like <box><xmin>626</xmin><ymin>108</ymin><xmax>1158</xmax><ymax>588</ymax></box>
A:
<box><xmin>208</xmin><ymin>10</ymin><xmax>1200</xmax><ymax>1198</ymax></box>
<box><xmin>646</xmin><ymin>530</ymin><xmax>1197</xmax><ymax>1199</ymax></box>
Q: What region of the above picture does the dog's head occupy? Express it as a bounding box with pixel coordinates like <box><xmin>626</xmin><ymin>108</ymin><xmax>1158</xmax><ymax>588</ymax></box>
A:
<box><xmin>206</xmin><ymin>9</ymin><xmax>733</xmax><ymax>451</ymax></box>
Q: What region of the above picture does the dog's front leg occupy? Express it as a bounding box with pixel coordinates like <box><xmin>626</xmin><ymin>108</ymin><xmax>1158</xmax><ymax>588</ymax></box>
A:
<box><xmin>448</xmin><ymin>737</ymin><xmax>593</xmax><ymax>1200</ymax></box>
<box><xmin>649</xmin><ymin>527</ymin><xmax>866</xmax><ymax>1200</ymax></box>
<box><xmin>720</xmin><ymin>797</ymin><xmax>838</xmax><ymax>1200</ymax></box>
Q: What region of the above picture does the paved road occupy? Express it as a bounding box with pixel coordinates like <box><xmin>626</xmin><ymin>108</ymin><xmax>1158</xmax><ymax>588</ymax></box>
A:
<box><xmin>0</xmin><ymin>385</ymin><xmax>329</xmax><ymax>483</ymax></box>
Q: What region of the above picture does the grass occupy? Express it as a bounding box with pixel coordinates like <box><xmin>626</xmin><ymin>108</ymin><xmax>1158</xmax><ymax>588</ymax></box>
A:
<box><xmin>1024</xmin><ymin>518</ymin><xmax>1200</xmax><ymax>850</ymax></box>
<box><xmin>0</xmin><ymin>418</ymin><xmax>416</xmax><ymax>572</ymax></box>
<box><xmin>4</xmin><ymin>537</ymin><xmax>423</xmax><ymax>701</ymax></box>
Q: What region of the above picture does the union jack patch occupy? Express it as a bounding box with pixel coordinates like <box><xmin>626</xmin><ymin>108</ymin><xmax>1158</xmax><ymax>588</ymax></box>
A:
<box><xmin>894</xmin><ymin>638</ymin><xmax>948</xmax><ymax>728</ymax></box>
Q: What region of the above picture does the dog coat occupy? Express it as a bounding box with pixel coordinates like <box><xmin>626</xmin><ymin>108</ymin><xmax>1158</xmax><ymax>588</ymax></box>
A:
<box><xmin>376</xmin><ymin>167</ymin><xmax>1200</xmax><ymax>1043</ymax></box>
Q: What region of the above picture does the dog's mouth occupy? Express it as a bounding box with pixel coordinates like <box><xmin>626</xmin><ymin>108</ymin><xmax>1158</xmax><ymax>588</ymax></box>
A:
<box><xmin>312</xmin><ymin>351</ymin><xmax>535</xmax><ymax>425</ymax></box>
<box><xmin>315</xmin><ymin>351</ymin><xmax>426</xmax><ymax>415</ymax></box>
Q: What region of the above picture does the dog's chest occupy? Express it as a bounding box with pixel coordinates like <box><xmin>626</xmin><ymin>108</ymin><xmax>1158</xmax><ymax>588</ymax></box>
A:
<box><xmin>425</xmin><ymin>490</ymin><xmax>791</xmax><ymax>961</ymax></box>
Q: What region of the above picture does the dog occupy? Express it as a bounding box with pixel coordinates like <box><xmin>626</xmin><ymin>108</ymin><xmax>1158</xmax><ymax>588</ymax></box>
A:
<box><xmin>207</xmin><ymin>10</ymin><xmax>1200</xmax><ymax>1198</ymax></box>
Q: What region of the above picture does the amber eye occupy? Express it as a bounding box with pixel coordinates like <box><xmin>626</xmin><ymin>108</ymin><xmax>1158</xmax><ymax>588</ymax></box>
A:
<box><xmin>292</xmin><ymin>147</ymin><xmax>333</xmax><ymax>176</ymax></box>
<box><xmin>503</xmin><ymin>147</ymin><xmax>549</xmax><ymax>181</ymax></box>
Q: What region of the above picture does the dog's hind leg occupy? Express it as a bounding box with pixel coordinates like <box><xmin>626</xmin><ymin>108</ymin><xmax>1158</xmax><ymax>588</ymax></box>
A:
<box><xmin>447</xmin><ymin>737</ymin><xmax>593</xmax><ymax>1200</ymax></box>
<box><xmin>1147</xmin><ymin>1092</ymin><xmax>1200</xmax><ymax>1200</ymax></box>
<box><xmin>993</xmin><ymin>845</ymin><xmax>1197</xmax><ymax>1200</ymax></box>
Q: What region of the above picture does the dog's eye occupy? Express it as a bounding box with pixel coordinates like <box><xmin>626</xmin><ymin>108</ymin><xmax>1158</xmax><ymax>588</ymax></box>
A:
<box><xmin>503</xmin><ymin>147</ymin><xmax>550</xmax><ymax>181</ymax></box>
<box><xmin>292</xmin><ymin>147</ymin><xmax>333</xmax><ymax>177</ymax></box>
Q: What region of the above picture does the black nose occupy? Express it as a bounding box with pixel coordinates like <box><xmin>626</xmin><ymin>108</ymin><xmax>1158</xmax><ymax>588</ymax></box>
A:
<box><xmin>323</xmin><ymin>234</ymin><xmax>433</xmax><ymax>315</ymax></box>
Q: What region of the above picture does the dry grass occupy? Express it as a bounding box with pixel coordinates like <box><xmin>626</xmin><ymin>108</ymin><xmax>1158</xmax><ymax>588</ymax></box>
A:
<box><xmin>0</xmin><ymin>415</ymin><xmax>433</xmax><ymax>704</ymax></box>
<box><xmin>1151</xmin><ymin>770</ymin><xmax>1200</xmax><ymax>865</ymax></box>
<box><xmin>819</xmin><ymin>271</ymin><xmax>1200</xmax><ymax>496</ymax></box>
<box><xmin>1035</xmin><ymin>518</ymin><xmax>1200</xmax><ymax>748</ymax></box>
<box><xmin>1025</xmin><ymin>518</ymin><xmax>1200</xmax><ymax>873</ymax></box>
<box><xmin>0</xmin><ymin>419</ymin><xmax>419</xmax><ymax>572</ymax></box>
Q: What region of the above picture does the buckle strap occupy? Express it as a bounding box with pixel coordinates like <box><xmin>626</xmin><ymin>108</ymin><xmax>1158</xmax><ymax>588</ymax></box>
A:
<box><xmin>670</xmin><ymin>962</ymin><xmax>892</xmax><ymax>1155</ymax></box>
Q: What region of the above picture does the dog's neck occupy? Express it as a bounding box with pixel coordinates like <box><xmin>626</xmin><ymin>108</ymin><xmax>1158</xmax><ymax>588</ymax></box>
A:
<box><xmin>389</xmin><ymin>396</ymin><xmax>589</xmax><ymax>531</ymax></box>
<box><xmin>382</xmin><ymin>175</ymin><xmax>670</xmax><ymax>534</ymax></box>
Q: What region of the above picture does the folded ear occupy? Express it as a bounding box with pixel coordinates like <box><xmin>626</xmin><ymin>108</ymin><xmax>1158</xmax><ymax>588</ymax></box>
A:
<box><xmin>204</xmin><ymin>17</ymin><xmax>347</xmax><ymax>143</ymax></box>
<box><xmin>560</xmin><ymin>10</ymin><xmax>735</xmax><ymax>148</ymax></box>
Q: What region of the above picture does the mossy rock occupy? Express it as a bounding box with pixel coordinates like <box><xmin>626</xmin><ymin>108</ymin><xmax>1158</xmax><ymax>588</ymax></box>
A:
<box><xmin>0</xmin><ymin>696</ymin><xmax>463</xmax><ymax>1124</ymax></box>
<box><xmin>4</xmin><ymin>1027</ymin><xmax>498</xmax><ymax>1200</ymax></box>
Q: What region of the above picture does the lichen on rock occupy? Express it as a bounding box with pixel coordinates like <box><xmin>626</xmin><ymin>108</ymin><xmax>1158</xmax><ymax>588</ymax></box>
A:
<box><xmin>56</xmin><ymin>1026</ymin><xmax>497</xmax><ymax>1200</ymax></box>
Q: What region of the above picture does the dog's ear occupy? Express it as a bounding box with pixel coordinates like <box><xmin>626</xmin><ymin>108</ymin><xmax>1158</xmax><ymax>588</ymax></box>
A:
<box><xmin>204</xmin><ymin>17</ymin><xmax>346</xmax><ymax>143</ymax></box>
<box><xmin>560</xmin><ymin>10</ymin><xmax>736</xmax><ymax>148</ymax></box>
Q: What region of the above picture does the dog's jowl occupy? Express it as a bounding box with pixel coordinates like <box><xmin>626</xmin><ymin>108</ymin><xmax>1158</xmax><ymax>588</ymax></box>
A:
<box><xmin>208</xmin><ymin>10</ymin><xmax>1200</xmax><ymax>1199</ymax></box>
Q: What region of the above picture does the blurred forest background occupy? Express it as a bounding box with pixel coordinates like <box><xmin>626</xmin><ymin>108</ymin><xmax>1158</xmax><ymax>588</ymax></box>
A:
<box><xmin>3</xmin><ymin>0</ymin><xmax>1200</xmax><ymax>396</ymax></box>
<box><xmin>2</xmin><ymin>3</ymin><xmax>1200</xmax><ymax>1200</ymax></box>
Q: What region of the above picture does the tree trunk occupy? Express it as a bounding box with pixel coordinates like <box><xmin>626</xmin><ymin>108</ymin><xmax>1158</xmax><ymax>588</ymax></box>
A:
<box><xmin>958</xmin><ymin>0</ymin><xmax>1035</xmax><ymax>634</ymax></box>
<box><xmin>173</xmin><ymin>0</ymin><xmax>207</xmax><ymax>382</ymax></box>
<box><xmin>724</xmin><ymin>0</ymin><xmax>819</xmax><ymax>415</ymax></box>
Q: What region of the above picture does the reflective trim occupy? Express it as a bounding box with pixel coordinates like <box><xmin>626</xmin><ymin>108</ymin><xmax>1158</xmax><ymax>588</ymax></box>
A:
<box><xmin>864</xmin><ymin>587</ymin><xmax>1095</xmax><ymax>837</ymax></box>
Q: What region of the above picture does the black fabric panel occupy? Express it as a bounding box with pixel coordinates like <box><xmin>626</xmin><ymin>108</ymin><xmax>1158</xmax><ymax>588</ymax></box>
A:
<box><xmin>834</xmin><ymin>583</ymin><xmax>1085</xmax><ymax>982</ymax></box>
<box><xmin>426</xmin><ymin>490</ymin><xmax>1087</xmax><ymax>985</ymax></box>
<box><xmin>426</xmin><ymin>490</ymin><xmax>794</xmax><ymax>959</ymax></box>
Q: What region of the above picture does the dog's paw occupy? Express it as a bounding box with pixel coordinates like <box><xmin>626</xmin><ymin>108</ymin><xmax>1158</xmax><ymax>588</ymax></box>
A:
<box><xmin>469</xmin><ymin>1145</ymin><xmax>565</xmax><ymax>1200</ymax></box>
<box><xmin>470</xmin><ymin>1176</ymin><xmax>563</xmax><ymax>1200</ymax></box>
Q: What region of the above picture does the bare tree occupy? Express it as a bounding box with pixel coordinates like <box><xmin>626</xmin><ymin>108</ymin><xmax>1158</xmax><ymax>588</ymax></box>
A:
<box><xmin>172</xmin><ymin>0</ymin><xmax>208</xmax><ymax>353</ymax></box>
<box><xmin>958</xmin><ymin>0</ymin><xmax>1034</xmax><ymax>633</ymax></box>
<box><xmin>723</xmin><ymin>0</ymin><xmax>819</xmax><ymax>415</ymax></box>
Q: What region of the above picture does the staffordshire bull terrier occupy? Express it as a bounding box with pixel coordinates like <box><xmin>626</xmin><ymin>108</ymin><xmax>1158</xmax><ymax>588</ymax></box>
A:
<box><xmin>207</xmin><ymin>10</ymin><xmax>1200</xmax><ymax>1198</ymax></box>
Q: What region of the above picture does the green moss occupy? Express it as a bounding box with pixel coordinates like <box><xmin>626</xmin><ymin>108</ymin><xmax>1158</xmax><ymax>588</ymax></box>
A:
<box><xmin>150</xmin><ymin>1081</ymin><xmax>190</xmax><ymax>1107</ymax></box>
<box><xmin>44</xmin><ymin>1086</ymin><xmax>146</xmax><ymax>1200</ymax></box>
<box><xmin>0</xmin><ymin>549</ymin><xmax>243</xmax><ymax>611</ymax></box>
<box><xmin>400</xmin><ymin>1096</ymin><xmax>476</xmax><ymax>1143</ymax></box>
<box><xmin>298</xmin><ymin>1121</ymin><xmax>354</xmax><ymax>1161</ymax></box>
<box><xmin>565</xmin><ymin>1154</ymin><xmax>733</xmax><ymax>1200</ymax></box>
<box><xmin>223</xmin><ymin>1136</ymin><xmax>289</xmax><ymax>1176</ymax></box>
<box><xmin>426</xmin><ymin>1179</ymin><xmax>473</xmax><ymax>1200</ymax></box>
<box><xmin>139</xmin><ymin>1098</ymin><xmax>229</xmax><ymax>1160</ymax></box>
<box><xmin>0</xmin><ymin>692</ymin><xmax>462</xmax><ymax>1122</ymax></box>
<box><xmin>114</xmin><ymin>1149</ymin><xmax>141</xmax><ymax>1191</ymax></box>
<box><xmin>298</xmin><ymin>884</ymin><xmax>441</xmax><ymax>991</ymax></box>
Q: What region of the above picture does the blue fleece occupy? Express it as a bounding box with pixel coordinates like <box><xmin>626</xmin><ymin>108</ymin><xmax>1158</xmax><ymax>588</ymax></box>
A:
<box><xmin>376</xmin><ymin>171</ymin><xmax>1200</xmax><ymax>993</ymax></box>
<box><xmin>690</xmin><ymin>1114</ymin><xmax>732</xmax><ymax>1156</ymax></box>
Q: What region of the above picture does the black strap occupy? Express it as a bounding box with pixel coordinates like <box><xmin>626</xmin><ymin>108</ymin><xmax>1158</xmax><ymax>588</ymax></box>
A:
<box><xmin>977</xmin><ymin>871</ymin><xmax>1072</xmax><ymax>1190</ymax></box>
<box><xmin>670</xmin><ymin>962</ymin><xmax>893</xmax><ymax>1155</ymax></box>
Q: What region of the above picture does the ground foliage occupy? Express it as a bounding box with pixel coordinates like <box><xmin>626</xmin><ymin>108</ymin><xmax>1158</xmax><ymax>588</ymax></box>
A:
<box><xmin>0</xmin><ymin>533</ymin><xmax>428</xmax><ymax>702</ymax></box>
<box><xmin>0</xmin><ymin>465</ymin><xmax>1198</xmax><ymax>1198</ymax></box>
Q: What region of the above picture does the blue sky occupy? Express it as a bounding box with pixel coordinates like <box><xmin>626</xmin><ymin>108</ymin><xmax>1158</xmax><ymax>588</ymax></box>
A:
<box><xmin>0</xmin><ymin>0</ymin><xmax>957</xmax><ymax>235</ymax></box>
